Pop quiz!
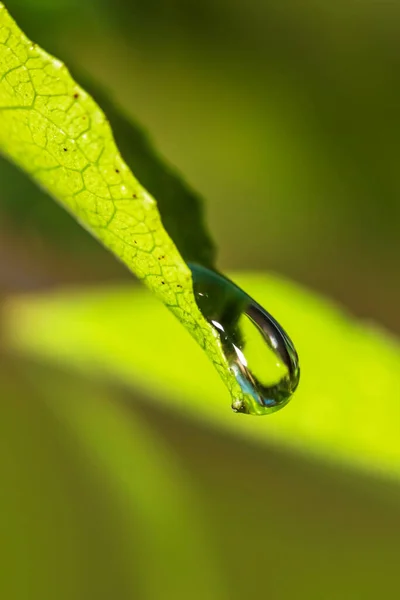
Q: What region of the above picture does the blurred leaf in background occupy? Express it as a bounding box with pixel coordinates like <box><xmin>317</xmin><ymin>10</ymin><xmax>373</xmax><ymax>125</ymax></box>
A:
<box><xmin>5</xmin><ymin>272</ymin><xmax>400</xmax><ymax>479</ymax></box>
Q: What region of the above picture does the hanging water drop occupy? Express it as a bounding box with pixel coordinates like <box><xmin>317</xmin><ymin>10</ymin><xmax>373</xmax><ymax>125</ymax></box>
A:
<box><xmin>189</xmin><ymin>263</ymin><xmax>300</xmax><ymax>416</ymax></box>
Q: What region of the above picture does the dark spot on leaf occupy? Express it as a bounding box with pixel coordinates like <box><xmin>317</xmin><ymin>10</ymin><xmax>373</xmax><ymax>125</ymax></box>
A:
<box><xmin>132</xmin><ymin>193</ymin><xmax>137</xmax><ymax>198</ymax></box>
<box><xmin>134</xmin><ymin>240</ymin><xmax>137</xmax><ymax>244</ymax></box>
<box><xmin>161</xmin><ymin>281</ymin><xmax>165</xmax><ymax>285</ymax></box>
<box><xmin>177</xmin><ymin>284</ymin><xmax>182</xmax><ymax>288</ymax></box>
<box><xmin>115</xmin><ymin>169</ymin><xmax>120</xmax><ymax>173</ymax></box>
<box><xmin>73</xmin><ymin>92</ymin><xmax>79</xmax><ymax>99</ymax></box>
<box><xmin>63</xmin><ymin>148</ymin><xmax>67</xmax><ymax>152</ymax></box>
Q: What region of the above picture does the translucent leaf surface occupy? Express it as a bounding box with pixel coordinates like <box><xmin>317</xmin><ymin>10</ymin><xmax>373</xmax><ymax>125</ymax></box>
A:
<box><xmin>0</xmin><ymin>3</ymin><xmax>243</xmax><ymax>405</ymax></box>
<box><xmin>4</xmin><ymin>272</ymin><xmax>400</xmax><ymax>479</ymax></box>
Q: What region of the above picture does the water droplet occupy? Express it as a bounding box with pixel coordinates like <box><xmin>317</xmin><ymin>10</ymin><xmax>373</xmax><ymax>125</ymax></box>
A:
<box><xmin>189</xmin><ymin>263</ymin><xmax>300</xmax><ymax>416</ymax></box>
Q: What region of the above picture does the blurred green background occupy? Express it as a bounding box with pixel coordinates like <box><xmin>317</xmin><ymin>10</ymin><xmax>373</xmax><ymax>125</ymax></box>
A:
<box><xmin>1</xmin><ymin>0</ymin><xmax>400</xmax><ymax>598</ymax></box>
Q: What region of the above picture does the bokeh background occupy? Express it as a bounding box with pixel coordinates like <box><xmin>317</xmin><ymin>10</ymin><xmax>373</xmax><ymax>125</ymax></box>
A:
<box><xmin>1</xmin><ymin>1</ymin><xmax>400</xmax><ymax>598</ymax></box>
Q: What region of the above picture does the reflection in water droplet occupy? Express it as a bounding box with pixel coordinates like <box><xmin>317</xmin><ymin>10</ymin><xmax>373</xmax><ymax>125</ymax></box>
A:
<box><xmin>189</xmin><ymin>264</ymin><xmax>300</xmax><ymax>416</ymax></box>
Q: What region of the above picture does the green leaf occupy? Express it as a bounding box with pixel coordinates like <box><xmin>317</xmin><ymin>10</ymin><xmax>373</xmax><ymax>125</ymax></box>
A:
<box><xmin>4</xmin><ymin>272</ymin><xmax>400</xmax><ymax>480</ymax></box>
<box><xmin>0</xmin><ymin>3</ymin><xmax>243</xmax><ymax>406</ymax></box>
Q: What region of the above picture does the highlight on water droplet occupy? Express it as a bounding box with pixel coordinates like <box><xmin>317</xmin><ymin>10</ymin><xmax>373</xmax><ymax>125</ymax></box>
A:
<box><xmin>189</xmin><ymin>264</ymin><xmax>300</xmax><ymax>416</ymax></box>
